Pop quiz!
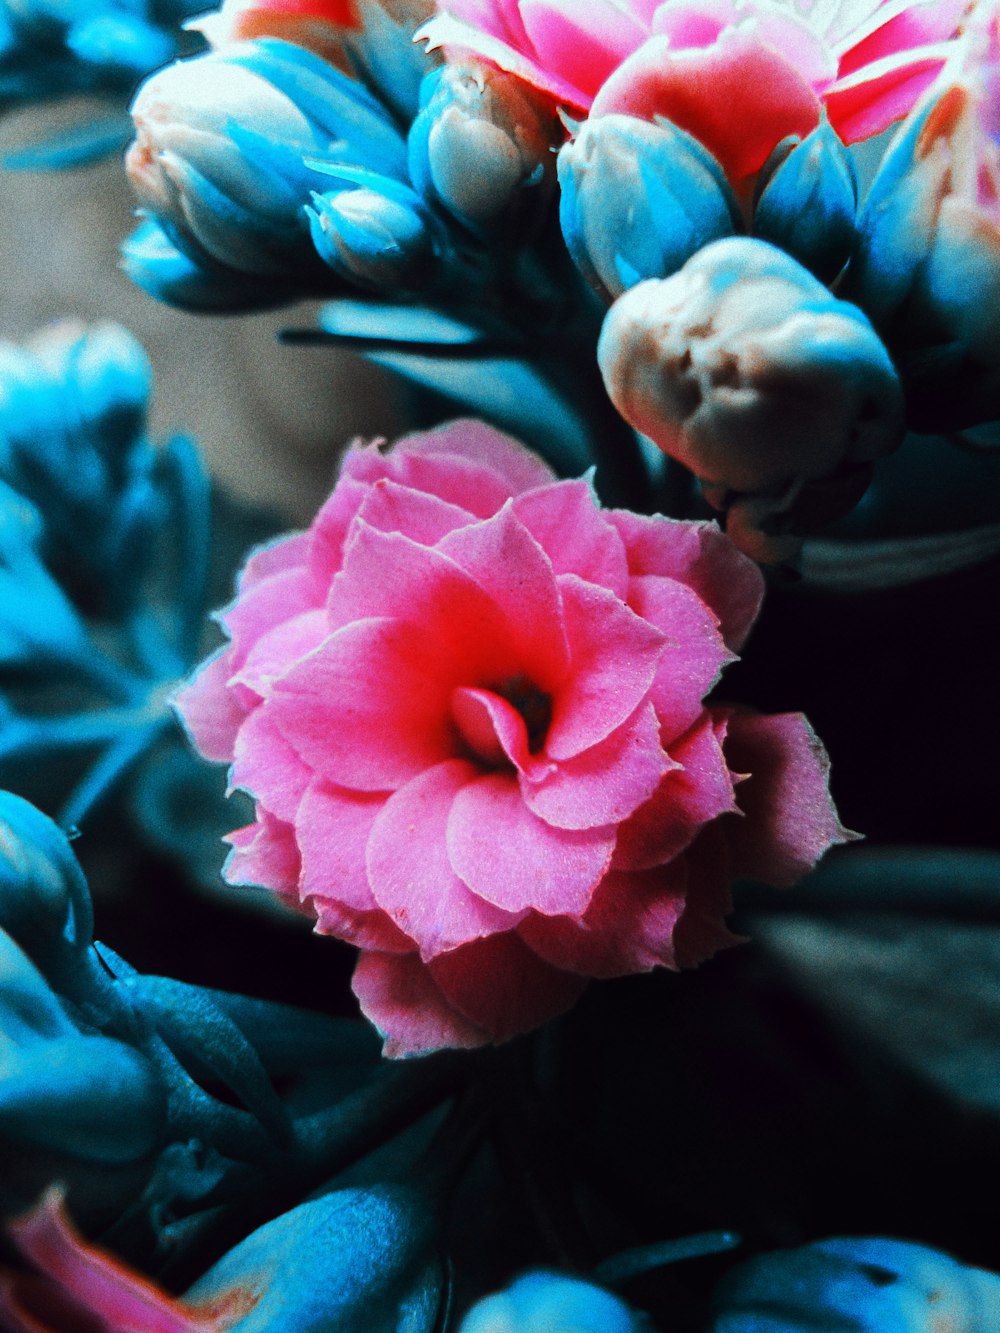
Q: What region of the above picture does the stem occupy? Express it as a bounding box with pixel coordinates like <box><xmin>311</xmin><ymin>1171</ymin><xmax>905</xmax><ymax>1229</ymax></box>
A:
<box><xmin>486</xmin><ymin>1038</ymin><xmax>599</xmax><ymax>1272</ymax></box>
<box><xmin>58</xmin><ymin>719</ymin><xmax>167</xmax><ymax>829</ymax></box>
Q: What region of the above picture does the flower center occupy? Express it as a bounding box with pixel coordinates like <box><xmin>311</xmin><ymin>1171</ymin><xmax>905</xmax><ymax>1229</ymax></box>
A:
<box><xmin>450</xmin><ymin>675</ymin><xmax>553</xmax><ymax>768</ymax></box>
<box><xmin>497</xmin><ymin>675</ymin><xmax>552</xmax><ymax>753</ymax></box>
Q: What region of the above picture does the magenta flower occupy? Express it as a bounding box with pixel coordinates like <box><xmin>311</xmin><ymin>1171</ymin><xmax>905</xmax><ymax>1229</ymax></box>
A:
<box><xmin>420</xmin><ymin>0</ymin><xmax>966</xmax><ymax>192</ymax></box>
<box><xmin>176</xmin><ymin>421</ymin><xmax>849</xmax><ymax>1057</ymax></box>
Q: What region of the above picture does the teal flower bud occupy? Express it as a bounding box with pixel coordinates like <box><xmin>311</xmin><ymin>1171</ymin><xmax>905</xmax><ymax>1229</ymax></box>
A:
<box><xmin>1</xmin><ymin>1182</ymin><xmax>444</xmax><ymax>1331</ymax></box>
<box><xmin>187</xmin><ymin>1185</ymin><xmax>445</xmax><ymax>1330</ymax></box>
<box><xmin>121</xmin><ymin>217</ymin><xmax>302</xmax><ymax>312</ymax></box>
<box><xmin>408</xmin><ymin>61</ymin><xmax>557</xmax><ymax>227</ymax></box>
<box><xmin>712</xmin><ymin>1236</ymin><xmax>1000</xmax><ymax>1332</ymax></box>
<box><xmin>558</xmin><ymin>115</ymin><xmax>740</xmax><ymax>303</ymax></box>
<box><xmin>753</xmin><ymin>118</ymin><xmax>859</xmax><ymax>283</ymax></box>
<box><xmin>598</xmin><ymin>238</ymin><xmax>904</xmax><ymax>563</ymax></box>
<box><xmin>0</xmin><ymin>930</ymin><xmax>165</xmax><ymax>1207</ymax></box>
<box><xmin>0</xmin><ymin>484</ymin><xmax>91</xmax><ymax>666</ymax></box>
<box><xmin>0</xmin><ymin>323</ymin><xmax>160</xmax><ymax>614</ymax></box>
<box><xmin>309</xmin><ymin>172</ymin><xmax>441</xmax><ymax>292</ymax></box>
<box><xmin>849</xmin><ymin>10</ymin><xmax>1000</xmax><ymax>430</ymax></box>
<box><xmin>0</xmin><ymin>791</ymin><xmax>93</xmax><ymax>969</ymax></box>
<box><xmin>126</xmin><ymin>38</ymin><xmax>407</xmax><ymax>277</ymax></box>
<box><xmin>459</xmin><ymin>1271</ymin><xmax>650</xmax><ymax>1332</ymax></box>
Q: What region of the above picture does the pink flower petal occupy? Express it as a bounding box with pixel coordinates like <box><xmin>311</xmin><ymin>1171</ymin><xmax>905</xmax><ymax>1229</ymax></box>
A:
<box><xmin>352</xmin><ymin>477</ymin><xmax>476</xmax><ymax>547</ymax></box>
<box><xmin>520</xmin><ymin>861</ymin><xmax>687</xmax><ymax>976</ymax></box>
<box><xmin>519</xmin><ymin>0</ymin><xmax>647</xmax><ymax>102</ymax></box>
<box><xmin>591</xmin><ymin>29</ymin><xmax>823</xmax><ymax>187</ymax></box>
<box><xmin>724</xmin><ymin>709</ymin><xmax>856</xmax><ymax>887</ymax></box>
<box><xmin>825</xmin><ymin>43</ymin><xmax>949</xmax><ymax>140</ymax></box>
<box><xmin>267</xmin><ymin>619</ymin><xmax>455</xmax><ymax>791</ymax></box>
<box><xmin>512</xmin><ymin>480</ymin><xmax>630</xmax><ymax>598</ymax></box>
<box><xmin>546</xmin><ymin>574</ymin><xmax>666</xmax><ymax>760</ymax></box>
<box><xmin>220</xmin><ymin>565</ymin><xmax>322</xmax><ymax>672</ymax></box>
<box><xmin>307</xmin><ymin>471</ymin><xmax>371</xmax><ymax>585</ymax></box>
<box><xmin>420</xmin><ymin>11</ymin><xmax>594</xmax><ymax>109</ymax></box>
<box><xmin>230</xmin><ymin>705</ymin><xmax>313</xmax><ymax>822</ymax></box>
<box><xmin>172</xmin><ymin>649</ymin><xmax>248</xmax><ymax>763</ymax></box>
<box><xmin>295</xmin><ymin>777</ymin><xmax>384</xmax><ymax>912</ymax></box>
<box><xmin>450</xmin><ymin>685</ymin><xmax>541</xmax><ymax>774</ymax></box>
<box><xmin>833</xmin><ymin>0</ymin><xmax>965</xmax><ymax>68</ymax></box>
<box><xmin>523</xmin><ymin>702</ymin><xmax>673</xmax><ymax>830</ymax></box>
<box><xmin>429</xmin><ymin>931</ymin><xmax>588</xmax><ymax>1041</ymax></box>
<box><xmin>609</xmin><ymin>512</ymin><xmax>764</xmax><ymax>651</ymax></box>
<box><xmin>313</xmin><ymin>900</ymin><xmax>414</xmax><ymax>954</ymax></box>
<box><xmin>367</xmin><ymin>760</ymin><xmax>526</xmax><ymax>958</ymax></box>
<box><xmin>671</xmin><ymin>824</ymin><xmax>741</xmax><ymax>966</ymax></box>
<box><xmin>327</xmin><ymin>520</ymin><xmax>511</xmax><ymax>670</ymax></box>
<box><xmin>447</xmin><ymin>771</ymin><xmax>615</xmax><ymax>914</ymax></box>
<box><xmin>629</xmin><ymin>574</ymin><xmax>733</xmax><ymax>745</ymax></box>
<box><xmin>613</xmin><ymin>709</ymin><xmax>738</xmax><ymax>870</ymax></box>
<box><xmin>223</xmin><ymin>812</ymin><xmax>301</xmax><ymax>900</ymax></box>
<box><xmin>402</xmin><ymin>418</ymin><xmax>557</xmax><ymax>494</ymax></box>
<box><xmin>237</xmin><ymin>530</ymin><xmax>310</xmax><ymax>592</ymax></box>
<box><xmin>393</xmin><ymin>446</ymin><xmax>539</xmax><ymax>520</ymax></box>
<box><xmin>5</xmin><ymin>1189</ymin><xmax>238</xmax><ymax>1333</ymax></box>
<box><xmin>352</xmin><ymin>950</ymin><xmax>491</xmax><ymax>1056</ymax></box>
<box><xmin>437</xmin><ymin>505</ymin><xmax>570</xmax><ymax>689</ymax></box>
<box><xmin>648</xmin><ymin>0</ymin><xmax>731</xmax><ymax>44</ymax></box>
<box><xmin>231</xmin><ymin>609</ymin><xmax>330</xmax><ymax>696</ymax></box>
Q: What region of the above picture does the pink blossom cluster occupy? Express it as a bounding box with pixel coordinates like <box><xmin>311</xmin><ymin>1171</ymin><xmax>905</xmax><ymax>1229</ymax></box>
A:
<box><xmin>421</xmin><ymin>0</ymin><xmax>967</xmax><ymax>191</ymax></box>
<box><xmin>177</xmin><ymin>421</ymin><xmax>848</xmax><ymax>1056</ymax></box>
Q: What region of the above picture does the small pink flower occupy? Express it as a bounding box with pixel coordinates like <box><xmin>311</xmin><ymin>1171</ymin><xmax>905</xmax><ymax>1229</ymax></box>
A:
<box><xmin>176</xmin><ymin>420</ymin><xmax>849</xmax><ymax>1057</ymax></box>
<box><xmin>0</xmin><ymin>1189</ymin><xmax>251</xmax><ymax>1332</ymax></box>
<box><xmin>420</xmin><ymin>0</ymin><xmax>967</xmax><ymax>192</ymax></box>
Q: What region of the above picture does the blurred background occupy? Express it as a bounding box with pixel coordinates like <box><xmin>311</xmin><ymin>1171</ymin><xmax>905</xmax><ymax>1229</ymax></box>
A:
<box><xmin>0</xmin><ymin>97</ymin><xmax>405</xmax><ymax>526</ymax></box>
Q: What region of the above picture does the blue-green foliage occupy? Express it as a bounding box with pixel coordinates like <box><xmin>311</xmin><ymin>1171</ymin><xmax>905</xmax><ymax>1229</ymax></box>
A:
<box><xmin>0</xmin><ymin>323</ymin><xmax>212</xmax><ymax>835</ymax></box>
<box><xmin>0</xmin><ymin>0</ymin><xmax>204</xmax><ymax>161</ymax></box>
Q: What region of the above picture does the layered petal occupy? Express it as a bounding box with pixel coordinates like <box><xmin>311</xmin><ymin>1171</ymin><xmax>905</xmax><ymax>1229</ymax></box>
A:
<box><xmin>429</xmin><ymin>931</ymin><xmax>588</xmax><ymax>1041</ymax></box>
<box><xmin>724</xmin><ymin>709</ymin><xmax>856</xmax><ymax>887</ymax></box>
<box><xmin>447</xmin><ymin>772</ymin><xmax>615</xmax><ymax>914</ymax></box>
<box><xmin>352</xmin><ymin>950</ymin><xmax>491</xmax><ymax>1056</ymax></box>
<box><xmin>367</xmin><ymin>760</ymin><xmax>526</xmax><ymax>956</ymax></box>
<box><xmin>266</xmin><ymin>618</ymin><xmax>454</xmax><ymax>790</ymax></box>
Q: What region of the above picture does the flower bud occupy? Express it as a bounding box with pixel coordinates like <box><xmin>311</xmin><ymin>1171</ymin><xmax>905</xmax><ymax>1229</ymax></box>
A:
<box><xmin>459</xmin><ymin>1271</ymin><xmax>649</xmax><ymax>1332</ymax></box>
<box><xmin>188</xmin><ymin>1185</ymin><xmax>444</xmax><ymax>1330</ymax></box>
<box><xmin>309</xmin><ymin>175</ymin><xmax>440</xmax><ymax>290</ymax></box>
<box><xmin>0</xmin><ymin>791</ymin><xmax>93</xmax><ymax>967</ymax></box>
<box><xmin>408</xmin><ymin>61</ymin><xmax>557</xmax><ymax>227</ymax></box>
<box><xmin>0</xmin><ymin>483</ymin><xmax>91</xmax><ymax>665</ymax></box>
<box><xmin>558</xmin><ymin>115</ymin><xmax>740</xmax><ymax>302</ymax></box>
<box><xmin>849</xmin><ymin>6</ymin><xmax>1000</xmax><ymax>430</ymax></box>
<box><xmin>126</xmin><ymin>38</ymin><xmax>407</xmax><ymax>276</ymax></box>
<box><xmin>598</xmin><ymin>237</ymin><xmax>904</xmax><ymax>562</ymax></box>
<box><xmin>121</xmin><ymin>217</ymin><xmax>302</xmax><ymax>312</ymax></box>
<box><xmin>196</xmin><ymin>0</ymin><xmax>436</xmax><ymax>121</ymax></box>
<box><xmin>0</xmin><ymin>931</ymin><xmax>165</xmax><ymax>1180</ymax></box>
<box><xmin>712</xmin><ymin>1236</ymin><xmax>1000</xmax><ymax>1332</ymax></box>
<box><xmin>753</xmin><ymin>118</ymin><xmax>859</xmax><ymax>282</ymax></box>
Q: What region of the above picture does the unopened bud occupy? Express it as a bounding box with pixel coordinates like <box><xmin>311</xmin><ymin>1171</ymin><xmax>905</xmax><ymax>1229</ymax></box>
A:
<box><xmin>409</xmin><ymin>61</ymin><xmax>557</xmax><ymax>226</ymax></box>
<box><xmin>598</xmin><ymin>238</ymin><xmax>904</xmax><ymax>561</ymax></box>
<box><xmin>558</xmin><ymin>115</ymin><xmax>739</xmax><ymax>302</ymax></box>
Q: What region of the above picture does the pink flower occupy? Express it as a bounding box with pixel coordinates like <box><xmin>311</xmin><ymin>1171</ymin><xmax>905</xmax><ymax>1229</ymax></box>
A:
<box><xmin>420</xmin><ymin>0</ymin><xmax>967</xmax><ymax>192</ymax></box>
<box><xmin>175</xmin><ymin>420</ymin><xmax>849</xmax><ymax>1057</ymax></box>
<box><xmin>0</xmin><ymin>1189</ymin><xmax>250</xmax><ymax>1332</ymax></box>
